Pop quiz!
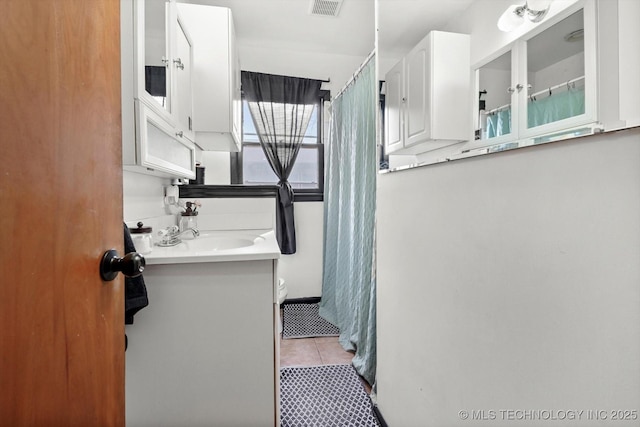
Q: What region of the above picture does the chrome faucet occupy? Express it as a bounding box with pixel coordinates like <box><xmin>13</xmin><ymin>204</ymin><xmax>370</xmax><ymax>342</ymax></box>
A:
<box><xmin>177</xmin><ymin>227</ymin><xmax>200</xmax><ymax>239</ymax></box>
<box><xmin>157</xmin><ymin>226</ymin><xmax>200</xmax><ymax>247</ymax></box>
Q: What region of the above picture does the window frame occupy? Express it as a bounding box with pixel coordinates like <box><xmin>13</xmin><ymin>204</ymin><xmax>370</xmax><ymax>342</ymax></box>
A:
<box><xmin>231</xmin><ymin>89</ymin><xmax>329</xmax><ymax>202</ymax></box>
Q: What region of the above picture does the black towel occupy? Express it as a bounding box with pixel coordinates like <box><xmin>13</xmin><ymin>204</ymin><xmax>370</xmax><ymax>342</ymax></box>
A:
<box><xmin>145</xmin><ymin>66</ymin><xmax>166</xmax><ymax>97</ymax></box>
<box><xmin>124</xmin><ymin>223</ymin><xmax>149</xmax><ymax>325</ymax></box>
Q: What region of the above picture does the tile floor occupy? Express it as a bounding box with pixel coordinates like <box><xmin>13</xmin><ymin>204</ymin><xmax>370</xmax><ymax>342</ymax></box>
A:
<box><xmin>279</xmin><ymin>334</ymin><xmax>372</xmax><ymax>394</ymax></box>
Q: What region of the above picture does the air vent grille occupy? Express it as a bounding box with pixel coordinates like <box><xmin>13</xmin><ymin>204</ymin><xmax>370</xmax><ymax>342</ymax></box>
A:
<box><xmin>309</xmin><ymin>0</ymin><xmax>343</xmax><ymax>17</ymax></box>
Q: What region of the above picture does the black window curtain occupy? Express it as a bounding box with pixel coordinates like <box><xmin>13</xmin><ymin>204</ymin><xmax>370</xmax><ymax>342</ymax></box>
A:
<box><xmin>241</xmin><ymin>71</ymin><xmax>323</xmax><ymax>254</ymax></box>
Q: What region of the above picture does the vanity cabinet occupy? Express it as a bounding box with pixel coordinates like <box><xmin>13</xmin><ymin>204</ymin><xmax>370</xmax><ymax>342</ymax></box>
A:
<box><xmin>121</xmin><ymin>0</ymin><xmax>196</xmax><ymax>179</ymax></box>
<box><xmin>125</xmin><ymin>258</ymin><xmax>280</xmax><ymax>427</ymax></box>
<box><xmin>385</xmin><ymin>31</ymin><xmax>471</xmax><ymax>155</ymax></box>
<box><xmin>178</xmin><ymin>4</ymin><xmax>242</xmax><ymax>152</ymax></box>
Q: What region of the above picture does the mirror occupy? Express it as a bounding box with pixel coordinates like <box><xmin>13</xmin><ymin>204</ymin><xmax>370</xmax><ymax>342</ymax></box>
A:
<box><xmin>379</xmin><ymin>1</ymin><xmax>594</xmax><ymax>171</ymax></box>
<box><xmin>526</xmin><ymin>9</ymin><xmax>585</xmax><ymax>129</ymax></box>
<box><xmin>144</xmin><ymin>0</ymin><xmax>169</xmax><ymax>110</ymax></box>
<box><xmin>477</xmin><ymin>51</ymin><xmax>512</xmax><ymax>141</ymax></box>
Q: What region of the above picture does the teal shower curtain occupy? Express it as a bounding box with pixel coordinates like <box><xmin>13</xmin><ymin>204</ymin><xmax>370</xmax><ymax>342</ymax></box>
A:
<box><xmin>486</xmin><ymin>86</ymin><xmax>585</xmax><ymax>138</ymax></box>
<box><xmin>319</xmin><ymin>57</ymin><xmax>377</xmax><ymax>386</ymax></box>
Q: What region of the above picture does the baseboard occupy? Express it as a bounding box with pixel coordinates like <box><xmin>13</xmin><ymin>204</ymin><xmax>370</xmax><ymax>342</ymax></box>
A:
<box><xmin>282</xmin><ymin>297</ymin><xmax>321</xmax><ymax>305</ymax></box>
<box><xmin>373</xmin><ymin>405</ymin><xmax>389</xmax><ymax>427</ymax></box>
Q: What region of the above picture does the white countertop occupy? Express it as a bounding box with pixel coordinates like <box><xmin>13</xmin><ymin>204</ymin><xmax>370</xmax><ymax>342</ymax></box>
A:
<box><xmin>143</xmin><ymin>229</ymin><xmax>281</xmax><ymax>265</ymax></box>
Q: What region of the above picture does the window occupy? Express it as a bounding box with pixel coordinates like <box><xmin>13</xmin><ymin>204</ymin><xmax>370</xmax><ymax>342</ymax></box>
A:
<box><xmin>232</xmin><ymin>93</ymin><xmax>327</xmax><ymax>202</ymax></box>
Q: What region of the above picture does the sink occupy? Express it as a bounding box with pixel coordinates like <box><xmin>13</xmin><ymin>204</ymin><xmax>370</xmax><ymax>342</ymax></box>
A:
<box><xmin>144</xmin><ymin>229</ymin><xmax>280</xmax><ymax>265</ymax></box>
<box><xmin>179</xmin><ymin>232</ymin><xmax>265</xmax><ymax>252</ymax></box>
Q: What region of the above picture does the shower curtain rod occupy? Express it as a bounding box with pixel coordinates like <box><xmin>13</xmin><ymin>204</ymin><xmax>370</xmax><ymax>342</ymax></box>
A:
<box><xmin>333</xmin><ymin>49</ymin><xmax>376</xmax><ymax>100</ymax></box>
<box><xmin>530</xmin><ymin>75</ymin><xmax>585</xmax><ymax>98</ymax></box>
<box><xmin>484</xmin><ymin>75</ymin><xmax>586</xmax><ymax>115</ymax></box>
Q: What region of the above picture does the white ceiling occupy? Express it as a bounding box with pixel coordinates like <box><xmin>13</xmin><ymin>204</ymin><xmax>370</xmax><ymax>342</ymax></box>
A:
<box><xmin>177</xmin><ymin>0</ymin><xmax>475</xmax><ymax>59</ymax></box>
<box><xmin>178</xmin><ymin>0</ymin><xmax>375</xmax><ymax>57</ymax></box>
<box><xmin>378</xmin><ymin>0</ymin><xmax>475</xmax><ymax>58</ymax></box>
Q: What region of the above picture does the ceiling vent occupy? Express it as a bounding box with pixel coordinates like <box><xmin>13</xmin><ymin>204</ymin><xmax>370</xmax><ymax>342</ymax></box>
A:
<box><xmin>309</xmin><ymin>0</ymin><xmax>343</xmax><ymax>17</ymax></box>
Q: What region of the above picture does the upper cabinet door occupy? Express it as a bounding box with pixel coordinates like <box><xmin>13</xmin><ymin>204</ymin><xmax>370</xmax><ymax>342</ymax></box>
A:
<box><xmin>404</xmin><ymin>37</ymin><xmax>429</xmax><ymax>148</ymax></box>
<box><xmin>173</xmin><ymin>14</ymin><xmax>195</xmax><ymax>142</ymax></box>
<box><xmin>520</xmin><ymin>4</ymin><xmax>597</xmax><ymax>138</ymax></box>
<box><xmin>177</xmin><ymin>3</ymin><xmax>241</xmax><ymax>152</ymax></box>
<box><xmin>134</xmin><ymin>0</ymin><xmax>194</xmax><ymax>141</ymax></box>
<box><xmin>138</xmin><ymin>0</ymin><xmax>172</xmax><ymax>116</ymax></box>
<box><xmin>477</xmin><ymin>50</ymin><xmax>516</xmax><ymax>143</ymax></box>
<box><xmin>384</xmin><ymin>59</ymin><xmax>405</xmax><ymax>154</ymax></box>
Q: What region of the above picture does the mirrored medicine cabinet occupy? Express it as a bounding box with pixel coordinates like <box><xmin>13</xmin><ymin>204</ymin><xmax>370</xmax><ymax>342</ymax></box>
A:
<box><xmin>122</xmin><ymin>0</ymin><xmax>197</xmax><ymax>179</ymax></box>
<box><xmin>474</xmin><ymin>2</ymin><xmax>597</xmax><ymax>149</ymax></box>
<box><xmin>143</xmin><ymin>0</ymin><xmax>169</xmax><ymax>112</ymax></box>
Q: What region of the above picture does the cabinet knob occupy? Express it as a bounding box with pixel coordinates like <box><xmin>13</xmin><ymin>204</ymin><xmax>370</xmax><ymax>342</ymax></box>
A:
<box><xmin>176</xmin><ymin>131</ymin><xmax>184</xmax><ymax>138</ymax></box>
<box><xmin>173</xmin><ymin>58</ymin><xmax>184</xmax><ymax>70</ymax></box>
<box><xmin>508</xmin><ymin>84</ymin><xmax>525</xmax><ymax>94</ymax></box>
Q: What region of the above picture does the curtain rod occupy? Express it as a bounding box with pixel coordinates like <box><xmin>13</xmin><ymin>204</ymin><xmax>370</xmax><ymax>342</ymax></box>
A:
<box><xmin>333</xmin><ymin>49</ymin><xmax>376</xmax><ymax>100</ymax></box>
<box><xmin>484</xmin><ymin>75</ymin><xmax>586</xmax><ymax>115</ymax></box>
<box><xmin>530</xmin><ymin>75</ymin><xmax>585</xmax><ymax>98</ymax></box>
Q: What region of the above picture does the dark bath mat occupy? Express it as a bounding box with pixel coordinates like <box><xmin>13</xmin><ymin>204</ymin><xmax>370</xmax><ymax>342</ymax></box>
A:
<box><xmin>282</xmin><ymin>303</ymin><xmax>339</xmax><ymax>339</ymax></box>
<box><xmin>280</xmin><ymin>364</ymin><xmax>379</xmax><ymax>427</ymax></box>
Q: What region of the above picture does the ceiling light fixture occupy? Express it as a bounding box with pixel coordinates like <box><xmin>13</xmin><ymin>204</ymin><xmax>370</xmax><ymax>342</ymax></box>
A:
<box><xmin>497</xmin><ymin>0</ymin><xmax>552</xmax><ymax>32</ymax></box>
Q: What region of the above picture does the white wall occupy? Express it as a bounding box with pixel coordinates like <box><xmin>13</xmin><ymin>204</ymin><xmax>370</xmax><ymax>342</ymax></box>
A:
<box><xmin>376</xmin><ymin>127</ymin><xmax>640</xmax><ymax>426</ymax></box>
<box><xmin>123</xmin><ymin>171</ymin><xmax>171</xmax><ymax>223</ymax></box>
<box><xmin>278</xmin><ymin>201</ymin><xmax>324</xmax><ymax>299</ymax></box>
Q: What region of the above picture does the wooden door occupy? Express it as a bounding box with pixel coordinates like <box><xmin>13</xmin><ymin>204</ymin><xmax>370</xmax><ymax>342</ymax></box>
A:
<box><xmin>0</xmin><ymin>1</ymin><xmax>125</xmax><ymax>425</ymax></box>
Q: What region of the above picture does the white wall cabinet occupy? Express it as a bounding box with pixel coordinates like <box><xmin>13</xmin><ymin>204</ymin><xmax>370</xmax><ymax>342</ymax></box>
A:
<box><xmin>179</xmin><ymin>4</ymin><xmax>242</xmax><ymax>152</ymax></box>
<box><xmin>121</xmin><ymin>0</ymin><xmax>196</xmax><ymax>179</ymax></box>
<box><xmin>134</xmin><ymin>0</ymin><xmax>195</xmax><ymax>143</ymax></box>
<box><xmin>385</xmin><ymin>31</ymin><xmax>471</xmax><ymax>155</ymax></box>
<box><xmin>474</xmin><ymin>0</ymin><xmax>598</xmax><ymax>148</ymax></box>
<box><xmin>127</xmin><ymin>100</ymin><xmax>196</xmax><ymax>179</ymax></box>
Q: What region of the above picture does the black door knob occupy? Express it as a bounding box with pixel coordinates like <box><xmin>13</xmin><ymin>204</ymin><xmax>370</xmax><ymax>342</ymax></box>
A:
<box><xmin>100</xmin><ymin>249</ymin><xmax>146</xmax><ymax>282</ymax></box>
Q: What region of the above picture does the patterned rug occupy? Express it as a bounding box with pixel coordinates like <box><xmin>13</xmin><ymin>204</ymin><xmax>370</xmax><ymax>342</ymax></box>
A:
<box><xmin>280</xmin><ymin>364</ymin><xmax>380</xmax><ymax>427</ymax></box>
<box><xmin>282</xmin><ymin>303</ymin><xmax>340</xmax><ymax>339</ymax></box>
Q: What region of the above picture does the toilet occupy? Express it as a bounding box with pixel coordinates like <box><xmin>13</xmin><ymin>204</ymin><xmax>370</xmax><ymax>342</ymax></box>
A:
<box><xmin>277</xmin><ymin>278</ymin><xmax>288</xmax><ymax>333</ymax></box>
